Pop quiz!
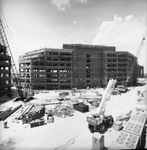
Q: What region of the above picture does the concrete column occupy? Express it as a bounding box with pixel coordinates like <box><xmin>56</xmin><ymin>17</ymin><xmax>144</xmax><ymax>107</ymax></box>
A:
<box><xmin>92</xmin><ymin>133</ymin><xmax>104</xmax><ymax>150</ymax></box>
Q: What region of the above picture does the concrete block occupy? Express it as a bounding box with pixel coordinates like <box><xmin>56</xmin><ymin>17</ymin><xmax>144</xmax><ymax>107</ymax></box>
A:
<box><xmin>92</xmin><ymin>133</ymin><xmax>104</xmax><ymax>150</ymax></box>
<box><xmin>113</xmin><ymin>121</ymin><xmax>123</xmax><ymax>131</ymax></box>
<box><xmin>109</xmin><ymin>131</ymin><xmax>140</xmax><ymax>149</ymax></box>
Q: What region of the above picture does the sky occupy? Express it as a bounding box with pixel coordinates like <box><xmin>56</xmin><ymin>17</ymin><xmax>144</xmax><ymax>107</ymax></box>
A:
<box><xmin>0</xmin><ymin>0</ymin><xmax>147</xmax><ymax>72</ymax></box>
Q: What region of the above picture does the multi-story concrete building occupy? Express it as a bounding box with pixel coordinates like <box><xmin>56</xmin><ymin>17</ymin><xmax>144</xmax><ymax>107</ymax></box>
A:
<box><xmin>104</xmin><ymin>51</ymin><xmax>144</xmax><ymax>86</ymax></box>
<box><xmin>0</xmin><ymin>44</ymin><xmax>11</xmax><ymax>95</ymax></box>
<box><xmin>63</xmin><ymin>44</ymin><xmax>115</xmax><ymax>88</ymax></box>
<box><xmin>19</xmin><ymin>48</ymin><xmax>73</xmax><ymax>90</ymax></box>
<box><xmin>19</xmin><ymin>44</ymin><xmax>144</xmax><ymax>90</ymax></box>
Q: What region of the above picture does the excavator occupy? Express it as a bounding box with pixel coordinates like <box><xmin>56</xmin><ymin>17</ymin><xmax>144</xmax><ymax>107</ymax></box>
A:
<box><xmin>0</xmin><ymin>14</ymin><xmax>34</xmax><ymax>101</ymax></box>
<box><xmin>87</xmin><ymin>79</ymin><xmax>117</xmax><ymax>133</ymax></box>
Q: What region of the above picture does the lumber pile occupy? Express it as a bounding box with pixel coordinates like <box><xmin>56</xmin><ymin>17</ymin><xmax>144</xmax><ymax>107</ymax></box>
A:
<box><xmin>0</xmin><ymin>105</ymin><xmax>22</xmax><ymax>121</ymax></box>
<box><xmin>22</xmin><ymin>104</ymin><xmax>45</xmax><ymax>123</ymax></box>
<box><xmin>27</xmin><ymin>105</ymin><xmax>45</xmax><ymax>122</ymax></box>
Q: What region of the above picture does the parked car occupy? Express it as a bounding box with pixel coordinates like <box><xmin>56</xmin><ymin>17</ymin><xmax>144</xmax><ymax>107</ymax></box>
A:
<box><xmin>116</xmin><ymin>85</ymin><xmax>128</xmax><ymax>93</ymax></box>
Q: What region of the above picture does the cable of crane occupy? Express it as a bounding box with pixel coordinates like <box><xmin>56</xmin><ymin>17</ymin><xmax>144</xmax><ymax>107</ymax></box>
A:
<box><xmin>0</xmin><ymin>8</ymin><xmax>20</xmax><ymax>67</ymax></box>
<box><xmin>0</xmin><ymin>9</ymin><xmax>23</xmax><ymax>89</ymax></box>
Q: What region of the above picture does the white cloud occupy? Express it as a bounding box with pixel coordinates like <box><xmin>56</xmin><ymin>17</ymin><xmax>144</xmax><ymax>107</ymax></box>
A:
<box><xmin>76</xmin><ymin>0</ymin><xmax>88</xmax><ymax>4</ymax></box>
<box><xmin>50</xmin><ymin>0</ymin><xmax>71</xmax><ymax>11</ymax></box>
<box><xmin>93</xmin><ymin>15</ymin><xmax>147</xmax><ymax>70</ymax></box>
<box><xmin>50</xmin><ymin>0</ymin><xmax>88</xmax><ymax>11</ymax></box>
<box><xmin>73</xmin><ymin>20</ymin><xmax>77</xmax><ymax>24</ymax></box>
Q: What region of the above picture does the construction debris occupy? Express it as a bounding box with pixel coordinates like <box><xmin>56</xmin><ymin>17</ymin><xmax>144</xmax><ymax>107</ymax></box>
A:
<box><xmin>53</xmin><ymin>103</ymin><xmax>74</xmax><ymax>117</ymax></box>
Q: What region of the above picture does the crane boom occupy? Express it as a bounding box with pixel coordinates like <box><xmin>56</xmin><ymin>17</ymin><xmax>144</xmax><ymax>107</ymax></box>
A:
<box><xmin>94</xmin><ymin>79</ymin><xmax>117</xmax><ymax>116</ymax></box>
<box><xmin>87</xmin><ymin>79</ymin><xmax>117</xmax><ymax>133</ymax></box>
<box><xmin>136</xmin><ymin>33</ymin><xmax>147</xmax><ymax>58</ymax></box>
<box><xmin>0</xmin><ymin>17</ymin><xmax>23</xmax><ymax>98</ymax></box>
<box><xmin>125</xmin><ymin>32</ymin><xmax>147</xmax><ymax>86</ymax></box>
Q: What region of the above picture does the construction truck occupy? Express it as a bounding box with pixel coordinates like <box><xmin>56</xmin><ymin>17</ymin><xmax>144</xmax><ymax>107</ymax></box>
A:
<box><xmin>0</xmin><ymin>15</ymin><xmax>34</xmax><ymax>101</ymax></box>
<box><xmin>87</xmin><ymin>79</ymin><xmax>117</xmax><ymax>133</ymax></box>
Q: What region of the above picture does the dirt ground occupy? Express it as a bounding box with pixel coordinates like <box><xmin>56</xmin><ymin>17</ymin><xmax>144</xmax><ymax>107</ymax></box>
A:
<box><xmin>0</xmin><ymin>81</ymin><xmax>147</xmax><ymax>150</ymax></box>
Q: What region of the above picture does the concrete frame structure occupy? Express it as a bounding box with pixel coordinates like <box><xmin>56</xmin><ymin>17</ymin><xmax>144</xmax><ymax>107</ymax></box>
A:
<box><xmin>104</xmin><ymin>51</ymin><xmax>144</xmax><ymax>86</ymax></box>
<box><xmin>19</xmin><ymin>48</ymin><xmax>73</xmax><ymax>90</ymax></box>
<box><xmin>0</xmin><ymin>44</ymin><xmax>11</xmax><ymax>95</ymax></box>
<box><xmin>19</xmin><ymin>44</ymin><xmax>144</xmax><ymax>90</ymax></box>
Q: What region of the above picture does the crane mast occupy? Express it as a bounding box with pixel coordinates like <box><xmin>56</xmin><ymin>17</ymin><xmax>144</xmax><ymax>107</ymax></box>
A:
<box><xmin>0</xmin><ymin>17</ymin><xmax>23</xmax><ymax>98</ymax></box>
<box><xmin>125</xmin><ymin>33</ymin><xmax>147</xmax><ymax>86</ymax></box>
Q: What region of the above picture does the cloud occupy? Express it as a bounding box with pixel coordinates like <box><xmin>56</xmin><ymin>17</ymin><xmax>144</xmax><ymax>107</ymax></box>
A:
<box><xmin>93</xmin><ymin>15</ymin><xmax>146</xmax><ymax>53</ymax></box>
<box><xmin>73</xmin><ymin>20</ymin><xmax>77</xmax><ymax>24</ymax></box>
<box><xmin>76</xmin><ymin>0</ymin><xmax>88</xmax><ymax>4</ymax></box>
<box><xmin>93</xmin><ymin>15</ymin><xmax>147</xmax><ymax>70</ymax></box>
<box><xmin>50</xmin><ymin>0</ymin><xmax>88</xmax><ymax>11</ymax></box>
<box><xmin>50</xmin><ymin>0</ymin><xmax>71</xmax><ymax>11</ymax></box>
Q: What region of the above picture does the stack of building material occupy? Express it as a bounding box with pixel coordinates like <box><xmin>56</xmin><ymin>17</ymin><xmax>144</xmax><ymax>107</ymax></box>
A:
<box><xmin>53</xmin><ymin>103</ymin><xmax>74</xmax><ymax>117</ymax></box>
<box><xmin>109</xmin><ymin>131</ymin><xmax>140</xmax><ymax>149</ymax></box>
<box><xmin>16</xmin><ymin>104</ymin><xmax>34</xmax><ymax>120</ymax></box>
<box><xmin>122</xmin><ymin>111</ymin><xmax>147</xmax><ymax>149</ymax></box>
<box><xmin>145</xmin><ymin>124</ymin><xmax>147</xmax><ymax>149</ymax></box>
<box><xmin>73</xmin><ymin>103</ymin><xmax>89</xmax><ymax>113</ymax></box>
<box><xmin>109</xmin><ymin>111</ymin><xmax>147</xmax><ymax>149</ymax></box>
<box><xmin>0</xmin><ymin>108</ymin><xmax>12</xmax><ymax>121</ymax></box>
<box><xmin>0</xmin><ymin>105</ymin><xmax>22</xmax><ymax>121</ymax></box>
<box><xmin>30</xmin><ymin>118</ymin><xmax>45</xmax><ymax>128</ymax></box>
<box><xmin>22</xmin><ymin>105</ymin><xmax>45</xmax><ymax>123</ymax></box>
<box><xmin>27</xmin><ymin>105</ymin><xmax>45</xmax><ymax>122</ymax></box>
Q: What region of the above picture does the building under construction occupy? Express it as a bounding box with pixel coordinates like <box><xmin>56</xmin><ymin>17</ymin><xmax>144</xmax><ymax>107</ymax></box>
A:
<box><xmin>19</xmin><ymin>44</ymin><xmax>144</xmax><ymax>90</ymax></box>
<box><xmin>0</xmin><ymin>44</ymin><xmax>11</xmax><ymax>95</ymax></box>
<box><xmin>104</xmin><ymin>51</ymin><xmax>144</xmax><ymax>86</ymax></box>
<box><xmin>19</xmin><ymin>48</ymin><xmax>73</xmax><ymax>90</ymax></box>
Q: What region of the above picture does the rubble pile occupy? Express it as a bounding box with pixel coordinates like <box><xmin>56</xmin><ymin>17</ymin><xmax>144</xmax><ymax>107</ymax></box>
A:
<box><xmin>53</xmin><ymin>103</ymin><xmax>74</xmax><ymax>117</ymax></box>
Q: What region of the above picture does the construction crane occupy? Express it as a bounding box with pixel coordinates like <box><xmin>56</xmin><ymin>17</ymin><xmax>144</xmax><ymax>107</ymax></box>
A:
<box><xmin>125</xmin><ymin>32</ymin><xmax>147</xmax><ymax>86</ymax></box>
<box><xmin>0</xmin><ymin>14</ymin><xmax>34</xmax><ymax>100</ymax></box>
<box><xmin>87</xmin><ymin>79</ymin><xmax>117</xmax><ymax>133</ymax></box>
